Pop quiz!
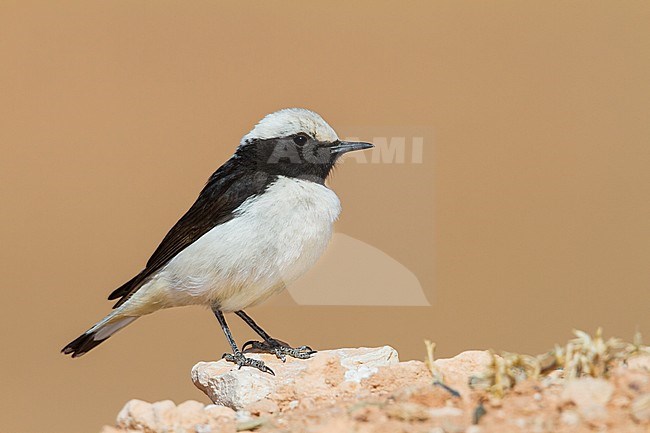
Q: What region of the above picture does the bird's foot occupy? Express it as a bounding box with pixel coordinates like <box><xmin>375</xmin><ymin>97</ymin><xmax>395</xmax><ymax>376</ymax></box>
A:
<box><xmin>242</xmin><ymin>339</ymin><xmax>316</xmax><ymax>362</ymax></box>
<box><xmin>222</xmin><ymin>351</ymin><xmax>275</xmax><ymax>375</ymax></box>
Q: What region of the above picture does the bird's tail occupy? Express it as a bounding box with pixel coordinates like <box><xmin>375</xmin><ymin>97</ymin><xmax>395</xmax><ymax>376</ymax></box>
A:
<box><xmin>61</xmin><ymin>312</ymin><xmax>138</xmax><ymax>358</ymax></box>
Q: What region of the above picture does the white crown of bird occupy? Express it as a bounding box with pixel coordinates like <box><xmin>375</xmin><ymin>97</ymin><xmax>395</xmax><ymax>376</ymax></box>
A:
<box><xmin>241</xmin><ymin>108</ymin><xmax>339</xmax><ymax>144</ymax></box>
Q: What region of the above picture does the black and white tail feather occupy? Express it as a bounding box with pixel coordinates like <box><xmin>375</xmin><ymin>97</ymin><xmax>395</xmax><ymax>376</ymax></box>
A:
<box><xmin>62</xmin><ymin>313</ymin><xmax>137</xmax><ymax>357</ymax></box>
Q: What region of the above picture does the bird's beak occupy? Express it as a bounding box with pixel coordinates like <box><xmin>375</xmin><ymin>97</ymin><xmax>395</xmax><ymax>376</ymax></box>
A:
<box><xmin>329</xmin><ymin>140</ymin><xmax>374</xmax><ymax>155</ymax></box>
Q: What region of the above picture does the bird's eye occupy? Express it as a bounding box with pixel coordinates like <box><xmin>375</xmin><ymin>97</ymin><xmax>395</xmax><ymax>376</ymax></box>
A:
<box><xmin>293</xmin><ymin>134</ymin><xmax>308</xmax><ymax>146</ymax></box>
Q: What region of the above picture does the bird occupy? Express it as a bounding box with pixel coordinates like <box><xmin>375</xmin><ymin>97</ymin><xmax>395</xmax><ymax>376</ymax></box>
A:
<box><xmin>62</xmin><ymin>108</ymin><xmax>374</xmax><ymax>374</ymax></box>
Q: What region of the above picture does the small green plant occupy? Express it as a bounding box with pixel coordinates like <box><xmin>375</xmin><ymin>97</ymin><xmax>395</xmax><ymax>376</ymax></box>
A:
<box><xmin>424</xmin><ymin>339</ymin><xmax>442</xmax><ymax>383</ymax></box>
<box><xmin>426</xmin><ymin>328</ymin><xmax>650</xmax><ymax>398</ymax></box>
<box><xmin>538</xmin><ymin>328</ymin><xmax>650</xmax><ymax>379</ymax></box>
<box><xmin>468</xmin><ymin>350</ymin><xmax>540</xmax><ymax>398</ymax></box>
<box><xmin>424</xmin><ymin>339</ymin><xmax>461</xmax><ymax>397</ymax></box>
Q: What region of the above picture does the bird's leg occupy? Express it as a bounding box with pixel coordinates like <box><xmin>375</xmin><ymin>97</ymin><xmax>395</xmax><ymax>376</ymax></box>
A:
<box><xmin>212</xmin><ymin>308</ymin><xmax>274</xmax><ymax>375</ymax></box>
<box><xmin>236</xmin><ymin>310</ymin><xmax>316</xmax><ymax>362</ymax></box>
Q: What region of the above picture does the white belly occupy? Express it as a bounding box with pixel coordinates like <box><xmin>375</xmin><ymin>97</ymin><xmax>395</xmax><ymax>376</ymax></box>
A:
<box><xmin>147</xmin><ymin>176</ymin><xmax>341</xmax><ymax>312</ymax></box>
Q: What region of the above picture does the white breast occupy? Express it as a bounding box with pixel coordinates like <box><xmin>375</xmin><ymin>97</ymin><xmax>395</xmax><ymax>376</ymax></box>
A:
<box><xmin>151</xmin><ymin>176</ymin><xmax>341</xmax><ymax>311</ymax></box>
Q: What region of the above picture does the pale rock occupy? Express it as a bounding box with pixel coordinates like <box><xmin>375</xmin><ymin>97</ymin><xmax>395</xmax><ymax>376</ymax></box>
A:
<box><xmin>559</xmin><ymin>410</ymin><xmax>580</xmax><ymax>426</ymax></box>
<box><xmin>611</xmin><ymin>395</ymin><xmax>630</xmax><ymax>408</ymax></box>
<box><xmin>246</xmin><ymin>397</ymin><xmax>279</xmax><ymax>415</ymax></box>
<box><xmin>433</xmin><ymin>350</ymin><xmax>493</xmax><ymax>397</ymax></box>
<box><xmin>103</xmin><ymin>346</ymin><xmax>650</xmax><ymax>432</ymax></box>
<box><xmin>340</xmin><ymin>345</ymin><xmax>399</xmax><ymax>382</ymax></box>
<box><xmin>561</xmin><ymin>378</ymin><xmax>614</xmax><ymax>422</ymax></box>
<box><xmin>298</xmin><ymin>397</ymin><xmax>316</xmax><ymax>411</ymax></box>
<box><xmin>311</xmin><ymin>418</ymin><xmax>357</xmax><ymax>433</ymax></box>
<box><xmin>191</xmin><ymin>346</ymin><xmax>400</xmax><ymax>410</ymax></box>
<box><xmin>116</xmin><ymin>399</ymin><xmax>158</xmax><ymax>432</ymax></box>
<box><xmin>429</xmin><ymin>406</ymin><xmax>464</xmax><ymax>418</ymax></box>
<box><xmin>175</xmin><ymin>400</ymin><xmax>206</xmax><ymax>428</ymax></box>
<box><xmin>628</xmin><ymin>355</ymin><xmax>650</xmax><ymax>372</ymax></box>
<box><xmin>384</xmin><ymin>402</ymin><xmax>431</xmax><ymax>421</ymax></box>
<box><xmin>513</xmin><ymin>418</ymin><xmax>527</xmax><ymax>428</ymax></box>
<box><xmin>152</xmin><ymin>400</ymin><xmax>176</xmax><ymax>427</ymax></box>
<box><xmin>115</xmin><ymin>399</ymin><xmax>236</xmax><ymax>433</ymax></box>
<box><xmin>362</xmin><ymin>360</ymin><xmax>433</xmax><ymax>396</ymax></box>
<box><xmin>631</xmin><ymin>393</ymin><xmax>650</xmax><ymax>422</ymax></box>
<box><xmin>204</xmin><ymin>404</ymin><xmax>237</xmax><ymax>421</ymax></box>
<box><xmin>428</xmin><ymin>406</ymin><xmax>465</xmax><ymax>430</ymax></box>
<box><xmin>234</xmin><ymin>410</ymin><xmax>252</xmax><ymax>423</ymax></box>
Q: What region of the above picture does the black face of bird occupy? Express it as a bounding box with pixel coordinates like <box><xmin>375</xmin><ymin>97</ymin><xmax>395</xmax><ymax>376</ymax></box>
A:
<box><xmin>237</xmin><ymin>135</ymin><xmax>373</xmax><ymax>183</ymax></box>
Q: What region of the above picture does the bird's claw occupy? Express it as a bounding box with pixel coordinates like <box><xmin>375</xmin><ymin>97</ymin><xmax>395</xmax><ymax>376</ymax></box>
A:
<box><xmin>222</xmin><ymin>351</ymin><xmax>275</xmax><ymax>375</ymax></box>
<box><xmin>242</xmin><ymin>339</ymin><xmax>316</xmax><ymax>362</ymax></box>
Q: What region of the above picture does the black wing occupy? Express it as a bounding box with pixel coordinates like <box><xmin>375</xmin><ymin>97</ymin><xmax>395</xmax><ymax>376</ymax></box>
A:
<box><xmin>109</xmin><ymin>158</ymin><xmax>275</xmax><ymax>308</ymax></box>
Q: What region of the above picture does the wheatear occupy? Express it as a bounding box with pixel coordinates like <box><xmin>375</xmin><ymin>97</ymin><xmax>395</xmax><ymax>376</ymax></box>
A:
<box><xmin>62</xmin><ymin>108</ymin><xmax>373</xmax><ymax>374</ymax></box>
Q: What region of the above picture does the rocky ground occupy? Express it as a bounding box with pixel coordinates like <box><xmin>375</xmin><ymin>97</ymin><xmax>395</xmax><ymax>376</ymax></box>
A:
<box><xmin>101</xmin><ymin>335</ymin><xmax>650</xmax><ymax>433</ymax></box>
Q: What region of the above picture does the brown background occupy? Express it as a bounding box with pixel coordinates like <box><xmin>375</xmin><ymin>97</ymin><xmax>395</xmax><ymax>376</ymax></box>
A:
<box><xmin>1</xmin><ymin>1</ymin><xmax>649</xmax><ymax>432</ymax></box>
